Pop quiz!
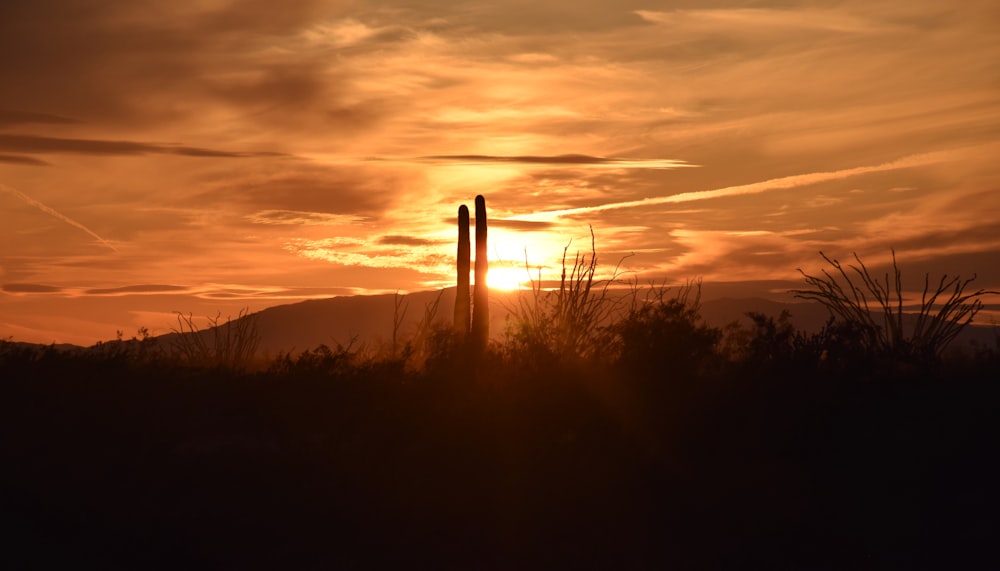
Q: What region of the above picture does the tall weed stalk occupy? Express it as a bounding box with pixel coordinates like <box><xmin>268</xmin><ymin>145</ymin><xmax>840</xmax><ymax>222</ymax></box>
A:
<box><xmin>171</xmin><ymin>307</ymin><xmax>260</xmax><ymax>369</ymax></box>
<box><xmin>504</xmin><ymin>227</ymin><xmax>630</xmax><ymax>361</ymax></box>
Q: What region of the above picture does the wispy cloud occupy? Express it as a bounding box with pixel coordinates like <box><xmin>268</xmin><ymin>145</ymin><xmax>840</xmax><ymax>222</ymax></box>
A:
<box><xmin>2</xmin><ymin>283</ymin><xmax>64</xmax><ymax>293</ymax></box>
<box><xmin>84</xmin><ymin>284</ymin><xmax>190</xmax><ymax>295</ymax></box>
<box><xmin>376</xmin><ymin>235</ymin><xmax>440</xmax><ymax>247</ymax></box>
<box><xmin>0</xmin><ymin>183</ymin><xmax>119</xmax><ymax>252</ymax></box>
<box><xmin>635</xmin><ymin>8</ymin><xmax>881</xmax><ymax>34</ymax></box>
<box><xmin>511</xmin><ymin>147</ymin><xmax>972</xmax><ymax>222</ymax></box>
<box><xmin>286</xmin><ymin>237</ymin><xmax>452</xmax><ymax>275</ymax></box>
<box><xmin>0</xmin><ymin>109</ymin><xmax>79</xmax><ymax>127</ymax></box>
<box><xmin>485</xmin><ymin>219</ymin><xmax>557</xmax><ymax>231</ymax></box>
<box><xmin>0</xmin><ymin>154</ymin><xmax>48</xmax><ymax>166</ymax></box>
<box><xmin>247</xmin><ymin>210</ymin><xmax>368</xmax><ymax>226</ymax></box>
<box><xmin>0</xmin><ymin>134</ymin><xmax>286</xmax><ymax>158</ymax></box>
<box><xmin>418</xmin><ymin>154</ymin><xmax>694</xmax><ymax>169</ymax></box>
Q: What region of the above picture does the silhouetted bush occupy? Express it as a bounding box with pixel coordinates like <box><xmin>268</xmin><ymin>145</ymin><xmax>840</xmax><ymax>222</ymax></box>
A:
<box><xmin>267</xmin><ymin>342</ymin><xmax>363</xmax><ymax>379</ymax></box>
<box><xmin>611</xmin><ymin>283</ymin><xmax>722</xmax><ymax>379</ymax></box>
<box><xmin>500</xmin><ymin>229</ymin><xmax>627</xmax><ymax>368</ymax></box>
<box><xmin>171</xmin><ymin>308</ymin><xmax>260</xmax><ymax>369</ymax></box>
<box><xmin>792</xmin><ymin>250</ymin><xmax>996</xmax><ymax>363</ymax></box>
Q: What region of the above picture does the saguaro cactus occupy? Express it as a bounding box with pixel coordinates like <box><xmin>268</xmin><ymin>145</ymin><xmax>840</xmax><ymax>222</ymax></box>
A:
<box><xmin>454</xmin><ymin>204</ymin><xmax>471</xmax><ymax>334</ymax></box>
<box><xmin>472</xmin><ymin>194</ymin><xmax>489</xmax><ymax>349</ymax></box>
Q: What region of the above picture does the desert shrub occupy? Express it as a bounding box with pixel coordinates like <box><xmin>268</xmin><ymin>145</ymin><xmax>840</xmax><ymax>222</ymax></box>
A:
<box><xmin>170</xmin><ymin>307</ymin><xmax>260</xmax><ymax>370</ymax></box>
<box><xmin>0</xmin><ymin>339</ymin><xmax>37</xmax><ymax>361</ymax></box>
<box><xmin>800</xmin><ymin>317</ymin><xmax>878</xmax><ymax>372</ymax></box>
<box><xmin>398</xmin><ymin>290</ymin><xmax>449</xmax><ymax>372</ymax></box>
<box><xmin>610</xmin><ymin>281</ymin><xmax>722</xmax><ymax>379</ymax></box>
<box><xmin>418</xmin><ymin>324</ymin><xmax>483</xmax><ymax>378</ymax></box>
<box><xmin>267</xmin><ymin>342</ymin><xmax>362</xmax><ymax>379</ymax></box>
<box><xmin>501</xmin><ymin>228</ymin><xmax>628</xmax><ymax>367</ymax></box>
<box><xmin>740</xmin><ymin>310</ymin><xmax>799</xmax><ymax>365</ymax></box>
<box><xmin>89</xmin><ymin>326</ymin><xmax>167</xmax><ymax>365</ymax></box>
<box><xmin>950</xmin><ymin>323</ymin><xmax>1000</xmax><ymax>373</ymax></box>
<box><xmin>792</xmin><ymin>250</ymin><xmax>995</xmax><ymax>363</ymax></box>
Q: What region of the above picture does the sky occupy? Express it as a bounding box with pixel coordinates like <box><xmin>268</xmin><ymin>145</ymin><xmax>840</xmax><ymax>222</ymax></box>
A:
<box><xmin>2</xmin><ymin>0</ymin><xmax>999</xmax><ymax>346</ymax></box>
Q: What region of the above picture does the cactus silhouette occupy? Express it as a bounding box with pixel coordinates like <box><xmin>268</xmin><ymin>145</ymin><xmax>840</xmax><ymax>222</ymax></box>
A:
<box><xmin>472</xmin><ymin>195</ymin><xmax>489</xmax><ymax>350</ymax></box>
<box><xmin>454</xmin><ymin>204</ymin><xmax>471</xmax><ymax>335</ymax></box>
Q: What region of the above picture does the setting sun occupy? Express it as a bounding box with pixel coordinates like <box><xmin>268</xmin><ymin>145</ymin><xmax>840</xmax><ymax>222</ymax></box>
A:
<box><xmin>487</xmin><ymin>265</ymin><xmax>532</xmax><ymax>290</ymax></box>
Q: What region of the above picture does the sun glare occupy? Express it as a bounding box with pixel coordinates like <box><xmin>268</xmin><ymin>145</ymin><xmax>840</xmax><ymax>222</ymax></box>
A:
<box><xmin>488</xmin><ymin>266</ymin><xmax>531</xmax><ymax>290</ymax></box>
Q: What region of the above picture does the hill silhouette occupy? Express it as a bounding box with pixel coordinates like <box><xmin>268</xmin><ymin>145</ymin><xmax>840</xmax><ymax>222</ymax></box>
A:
<box><xmin>149</xmin><ymin>287</ymin><xmax>994</xmax><ymax>358</ymax></box>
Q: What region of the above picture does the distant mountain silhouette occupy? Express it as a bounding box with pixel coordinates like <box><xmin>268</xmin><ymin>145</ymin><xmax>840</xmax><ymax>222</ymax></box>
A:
<box><xmin>5</xmin><ymin>287</ymin><xmax>993</xmax><ymax>357</ymax></box>
<box><xmin>698</xmin><ymin>296</ymin><xmax>832</xmax><ymax>331</ymax></box>
<box><xmin>148</xmin><ymin>288</ymin><xmax>996</xmax><ymax>357</ymax></box>
<box><xmin>155</xmin><ymin>288</ymin><xmax>461</xmax><ymax>358</ymax></box>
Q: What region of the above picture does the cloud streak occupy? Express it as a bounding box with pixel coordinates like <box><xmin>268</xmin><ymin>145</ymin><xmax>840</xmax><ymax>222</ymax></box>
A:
<box><xmin>2</xmin><ymin>283</ymin><xmax>63</xmax><ymax>293</ymax></box>
<box><xmin>376</xmin><ymin>235</ymin><xmax>440</xmax><ymax>246</ymax></box>
<box><xmin>0</xmin><ymin>183</ymin><xmax>119</xmax><ymax>252</ymax></box>
<box><xmin>0</xmin><ymin>134</ymin><xmax>286</xmax><ymax>158</ymax></box>
<box><xmin>418</xmin><ymin>154</ymin><xmax>695</xmax><ymax>169</ymax></box>
<box><xmin>511</xmin><ymin>147</ymin><xmax>974</xmax><ymax>222</ymax></box>
<box><xmin>84</xmin><ymin>284</ymin><xmax>190</xmax><ymax>295</ymax></box>
<box><xmin>0</xmin><ymin>109</ymin><xmax>79</xmax><ymax>127</ymax></box>
<box><xmin>0</xmin><ymin>154</ymin><xmax>48</xmax><ymax>166</ymax></box>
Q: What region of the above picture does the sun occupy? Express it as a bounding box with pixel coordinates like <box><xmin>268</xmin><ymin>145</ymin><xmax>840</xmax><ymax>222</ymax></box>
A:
<box><xmin>488</xmin><ymin>266</ymin><xmax>531</xmax><ymax>290</ymax></box>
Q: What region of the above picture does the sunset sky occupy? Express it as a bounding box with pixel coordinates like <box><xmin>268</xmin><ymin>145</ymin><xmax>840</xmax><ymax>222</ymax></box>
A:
<box><xmin>2</xmin><ymin>0</ymin><xmax>999</xmax><ymax>345</ymax></box>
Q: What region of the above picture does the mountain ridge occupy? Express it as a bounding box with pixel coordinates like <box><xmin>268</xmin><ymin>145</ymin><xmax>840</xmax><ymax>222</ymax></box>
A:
<box><xmin>6</xmin><ymin>286</ymin><xmax>994</xmax><ymax>356</ymax></box>
<box><xmin>31</xmin><ymin>287</ymin><xmax>990</xmax><ymax>357</ymax></box>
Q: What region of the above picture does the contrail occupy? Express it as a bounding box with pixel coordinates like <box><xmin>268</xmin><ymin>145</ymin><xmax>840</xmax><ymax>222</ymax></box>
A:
<box><xmin>1</xmin><ymin>182</ymin><xmax>119</xmax><ymax>252</ymax></box>
<box><xmin>509</xmin><ymin>148</ymin><xmax>963</xmax><ymax>222</ymax></box>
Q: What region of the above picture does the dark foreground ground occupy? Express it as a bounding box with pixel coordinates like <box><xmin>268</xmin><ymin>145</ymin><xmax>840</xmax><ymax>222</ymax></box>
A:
<box><xmin>1</xmin><ymin>354</ymin><xmax>997</xmax><ymax>570</ymax></box>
